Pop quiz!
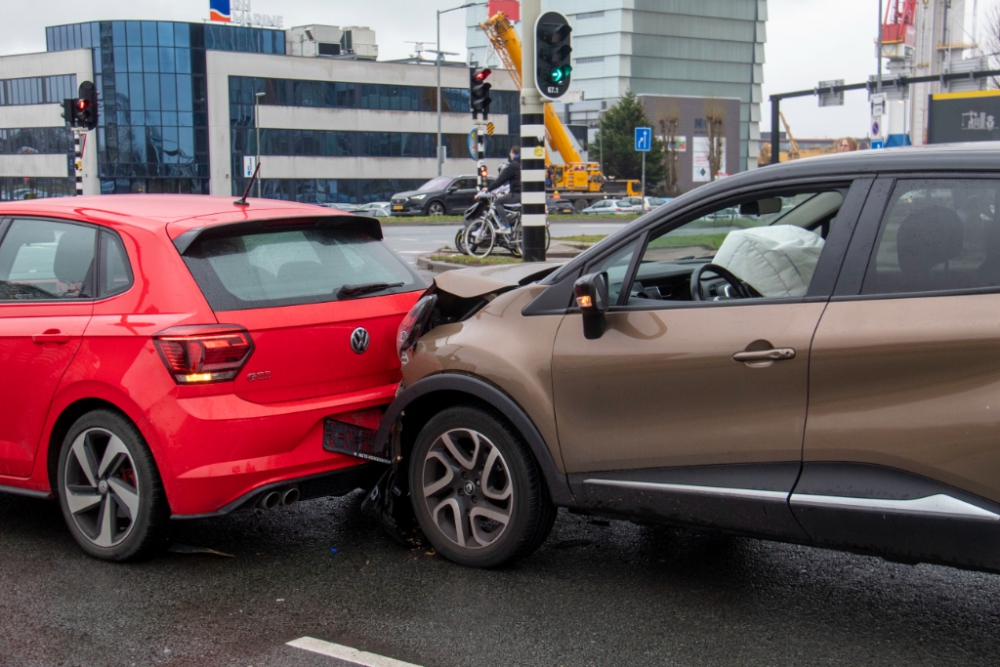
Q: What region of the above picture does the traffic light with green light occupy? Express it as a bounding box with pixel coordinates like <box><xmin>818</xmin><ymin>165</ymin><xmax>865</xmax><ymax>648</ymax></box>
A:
<box><xmin>535</xmin><ymin>11</ymin><xmax>572</xmax><ymax>99</ymax></box>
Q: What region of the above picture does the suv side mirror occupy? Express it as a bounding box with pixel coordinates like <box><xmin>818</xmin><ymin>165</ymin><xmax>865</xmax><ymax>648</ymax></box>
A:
<box><xmin>446</xmin><ymin>185</ymin><xmax>459</xmax><ymax>193</ymax></box>
<box><xmin>574</xmin><ymin>272</ymin><xmax>610</xmax><ymax>340</ymax></box>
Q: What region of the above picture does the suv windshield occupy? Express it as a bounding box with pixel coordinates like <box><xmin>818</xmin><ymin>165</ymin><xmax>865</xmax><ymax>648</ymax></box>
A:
<box><xmin>417</xmin><ymin>177</ymin><xmax>453</xmax><ymax>192</ymax></box>
<box><xmin>181</xmin><ymin>222</ymin><xmax>423</xmax><ymax>310</ymax></box>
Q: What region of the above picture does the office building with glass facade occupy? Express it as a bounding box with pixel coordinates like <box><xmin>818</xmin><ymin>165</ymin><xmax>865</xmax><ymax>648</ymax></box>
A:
<box><xmin>0</xmin><ymin>20</ymin><xmax>518</xmax><ymax>202</ymax></box>
<box><xmin>466</xmin><ymin>0</ymin><xmax>767</xmax><ymax>173</ymax></box>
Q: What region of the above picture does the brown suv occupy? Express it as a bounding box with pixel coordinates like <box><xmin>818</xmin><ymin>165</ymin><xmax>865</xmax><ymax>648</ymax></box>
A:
<box><xmin>374</xmin><ymin>143</ymin><xmax>1000</xmax><ymax>570</ymax></box>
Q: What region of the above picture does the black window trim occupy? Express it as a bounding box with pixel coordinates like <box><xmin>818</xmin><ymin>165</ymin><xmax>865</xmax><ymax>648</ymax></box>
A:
<box><xmin>578</xmin><ymin>177</ymin><xmax>869</xmax><ymax>314</ymax></box>
<box><xmin>0</xmin><ymin>216</ymin><xmax>103</xmax><ymax>303</ymax></box>
<box><xmin>831</xmin><ymin>173</ymin><xmax>1000</xmax><ymax>303</ymax></box>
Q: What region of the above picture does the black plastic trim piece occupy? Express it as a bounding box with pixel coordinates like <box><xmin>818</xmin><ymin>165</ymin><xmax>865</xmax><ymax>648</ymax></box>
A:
<box><xmin>521</xmin><ymin>266</ymin><xmax>582</xmax><ymax>316</ymax></box>
<box><xmin>568</xmin><ymin>462</ymin><xmax>808</xmax><ymax>541</ymax></box>
<box><xmin>789</xmin><ymin>462</ymin><xmax>1000</xmax><ymax>572</ymax></box>
<box><xmin>804</xmin><ymin>179</ymin><xmax>873</xmax><ymax>297</ymax></box>
<box><xmin>0</xmin><ymin>484</ymin><xmax>52</xmax><ymax>500</ymax></box>
<box><xmin>793</xmin><ymin>462</ymin><xmax>1000</xmax><ymax>506</ymax></box>
<box><xmin>374</xmin><ymin>373</ymin><xmax>575</xmax><ymax>506</ymax></box>
<box><xmin>170</xmin><ymin>463</ymin><xmax>381</xmax><ymax>519</ymax></box>
<box><xmin>832</xmin><ymin>177</ymin><xmax>895</xmax><ymax>297</ymax></box>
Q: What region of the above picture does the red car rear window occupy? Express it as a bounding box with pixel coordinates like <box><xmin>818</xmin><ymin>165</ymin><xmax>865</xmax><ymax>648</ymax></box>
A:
<box><xmin>181</xmin><ymin>223</ymin><xmax>422</xmax><ymax>311</ymax></box>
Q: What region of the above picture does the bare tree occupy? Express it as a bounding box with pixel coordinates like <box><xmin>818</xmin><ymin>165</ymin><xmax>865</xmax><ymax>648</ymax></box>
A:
<box><xmin>704</xmin><ymin>100</ymin><xmax>726</xmax><ymax>181</ymax></box>
<box><xmin>658</xmin><ymin>103</ymin><xmax>681</xmax><ymax>196</ymax></box>
<box><xmin>984</xmin><ymin>3</ymin><xmax>1000</xmax><ymax>88</ymax></box>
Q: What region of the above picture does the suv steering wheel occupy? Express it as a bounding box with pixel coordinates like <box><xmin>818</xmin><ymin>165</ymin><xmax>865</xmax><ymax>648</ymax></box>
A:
<box><xmin>690</xmin><ymin>263</ymin><xmax>754</xmax><ymax>301</ymax></box>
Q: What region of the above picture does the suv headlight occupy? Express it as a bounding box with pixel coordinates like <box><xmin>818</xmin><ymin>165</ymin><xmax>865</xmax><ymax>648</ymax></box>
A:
<box><xmin>410</xmin><ymin>194</ymin><xmax>427</xmax><ymax>201</ymax></box>
<box><xmin>396</xmin><ymin>294</ymin><xmax>438</xmax><ymax>360</ymax></box>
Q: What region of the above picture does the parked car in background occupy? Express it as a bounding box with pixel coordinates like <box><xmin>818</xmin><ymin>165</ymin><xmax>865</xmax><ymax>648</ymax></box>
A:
<box><xmin>620</xmin><ymin>196</ymin><xmax>670</xmax><ymax>213</ymax></box>
<box><xmin>0</xmin><ymin>195</ymin><xmax>425</xmax><ymax>561</ymax></box>
<box><xmin>390</xmin><ymin>175</ymin><xmax>490</xmax><ymax>217</ymax></box>
<box><xmin>377</xmin><ymin>144</ymin><xmax>1000</xmax><ymax>575</ymax></box>
<box><xmin>546</xmin><ymin>196</ymin><xmax>576</xmax><ymax>215</ymax></box>
<box><xmin>580</xmin><ymin>199</ymin><xmax>632</xmax><ymax>215</ymax></box>
<box><xmin>357</xmin><ymin>207</ymin><xmax>392</xmax><ymax>218</ymax></box>
<box><xmin>323</xmin><ymin>203</ymin><xmax>363</xmax><ymax>213</ymax></box>
<box><xmin>358</xmin><ymin>202</ymin><xmax>391</xmax><ymax>214</ymax></box>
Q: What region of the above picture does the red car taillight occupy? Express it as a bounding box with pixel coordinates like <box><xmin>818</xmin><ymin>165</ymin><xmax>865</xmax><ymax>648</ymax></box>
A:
<box><xmin>153</xmin><ymin>325</ymin><xmax>255</xmax><ymax>384</ymax></box>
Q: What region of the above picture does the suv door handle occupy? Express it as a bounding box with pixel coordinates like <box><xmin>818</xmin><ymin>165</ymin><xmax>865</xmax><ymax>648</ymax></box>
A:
<box><xmin>33</xmin><ymin>330</ymin><xmax>71</xmax><ymax>344</ymax></box>
<box><xmin>732</xmin><ymin>348</ymin><xmax>796</xmax><ymax>363</ymax></box>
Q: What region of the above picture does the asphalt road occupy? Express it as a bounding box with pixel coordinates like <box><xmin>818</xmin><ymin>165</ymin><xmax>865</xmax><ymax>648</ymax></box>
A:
<box><xmin>4</xmin><ymin>489</ymin><xmax>1000</xmax><ymax>667</ymax></box>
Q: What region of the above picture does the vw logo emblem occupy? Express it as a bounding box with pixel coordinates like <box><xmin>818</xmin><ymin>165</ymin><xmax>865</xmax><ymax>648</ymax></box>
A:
<box><xmin>350</xmin><ymin>327</ymin><xmax>370</xmax><ymax>355</ymax></box>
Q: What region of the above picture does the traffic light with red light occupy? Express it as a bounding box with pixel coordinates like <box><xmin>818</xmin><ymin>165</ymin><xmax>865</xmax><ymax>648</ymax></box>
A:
<box><xmin>75</xmin><ymin>81</ymin><xmax>98</xmax><ymax>131</ymax></box>
<box><xmin>535</xmin><ymin>11</ymin><xmax>573</xmax><ymax>99</ymax></box>
<box><xmin>470</xmin><ymin>67</ymin><xmax>492</xmax><ymax>120</ymax></box>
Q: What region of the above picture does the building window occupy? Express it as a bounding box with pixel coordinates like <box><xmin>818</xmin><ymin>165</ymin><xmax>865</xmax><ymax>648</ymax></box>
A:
<box><xmin>0</xmin><ymin>177</ymin><xmax>75</xmax><ymax>200</ymax></box>
<box><xmin>0</xmin><ymin>75</ymin><xmax>76</xmax><ymax>107</ymax></box>
<box><xmin>575</xmin><ymin>56</ymin><xmax>605</xmax><ymax>64</ymax></box>
<box><xmin>576</xmin><ymin>11</ymin><xmax>605</xmax><ymax>19</ymax></box>
<box><xmin>0</xmin><ymin>128</ymin><xmax>74</xmax><ymax>155</ymax></box>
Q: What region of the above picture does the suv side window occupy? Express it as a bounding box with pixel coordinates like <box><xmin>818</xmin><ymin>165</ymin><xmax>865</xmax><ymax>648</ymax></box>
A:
<box><xmin>0</xmin><ymin>219</ymin><xmax>97</xmax><ymax>300</ymax></box>
<box><xmin>862</xmin><ymin>178</ymin><xmax>1000</xmax><ymax>295</ymax></box>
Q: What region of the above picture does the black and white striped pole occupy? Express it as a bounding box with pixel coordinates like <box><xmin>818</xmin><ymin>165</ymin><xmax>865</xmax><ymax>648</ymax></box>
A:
<box><xmin>520</xmin><ymin>0</ymin><xmax>547</xmax><ymax>262</ymax></box>
<box><xmin>73</xmin><ymin>129</ymin><xmax>84</xmax><ymax>196</ymax></box>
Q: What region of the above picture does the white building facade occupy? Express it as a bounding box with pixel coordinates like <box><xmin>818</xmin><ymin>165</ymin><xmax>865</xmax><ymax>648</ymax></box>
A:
<box><xmin>0</xmin><ymin>20</ymin><xmax>518</xmax><ymax>202</ymax></box>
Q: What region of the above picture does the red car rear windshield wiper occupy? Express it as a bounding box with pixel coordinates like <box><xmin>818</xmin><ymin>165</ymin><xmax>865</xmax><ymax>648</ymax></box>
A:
<box><xmin>336</xmin><ymin>281</ymin><xmax>405</xmax><ymax>299</ymax></box>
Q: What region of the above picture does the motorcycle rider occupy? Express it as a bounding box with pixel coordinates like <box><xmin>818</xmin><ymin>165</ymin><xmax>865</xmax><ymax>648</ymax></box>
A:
<box><xmin>481</xmin><ymin>145</ymin><xmax>521</xmax><ymax>232</ymax></box>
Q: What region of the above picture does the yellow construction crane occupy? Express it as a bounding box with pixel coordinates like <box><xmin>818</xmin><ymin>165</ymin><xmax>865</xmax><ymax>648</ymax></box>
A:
<box><xmin>480</xmin><ymin>12</ymin><xmax>640</xmax><ymax>206</ymax></box>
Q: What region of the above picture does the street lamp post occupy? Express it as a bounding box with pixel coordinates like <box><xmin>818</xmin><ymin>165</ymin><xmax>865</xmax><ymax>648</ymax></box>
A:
<box><xmin>254</xmin><ymin>91</ymin><xmax>265</xmax><ymax>198</ymax></box>
<box><xmin>435</xmin><ymin>2</ymin><xmax>485</xmax><ymax>176</ymax></box>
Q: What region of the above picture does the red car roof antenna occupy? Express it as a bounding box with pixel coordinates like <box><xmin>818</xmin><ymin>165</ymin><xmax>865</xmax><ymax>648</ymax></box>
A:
<box><xmin>234</xmin><ymin>162</ymin><xmax>261</xmax><ymax>207</ymax></box>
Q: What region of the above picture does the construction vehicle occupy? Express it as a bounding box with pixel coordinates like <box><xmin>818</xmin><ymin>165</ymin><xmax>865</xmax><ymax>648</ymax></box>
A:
<box><xmin>757</xmin><ymin>112</ymin><xmax>837</xmax><ymax>166</ymax></box>
<box><xmin>480</xmin><ymin>11</ymin><xmax>641</xmax><ymax>211</ymax></box>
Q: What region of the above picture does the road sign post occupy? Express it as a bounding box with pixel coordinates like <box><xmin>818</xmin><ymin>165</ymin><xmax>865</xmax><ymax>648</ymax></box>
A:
<box><xmin>635</xmin><ymin>127</ymin><xmax>652</xmax><ymax>197</ymax></box>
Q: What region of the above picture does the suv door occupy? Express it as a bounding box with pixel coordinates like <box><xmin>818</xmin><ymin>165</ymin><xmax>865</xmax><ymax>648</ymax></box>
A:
<box><xmin>551</xmin><ymin>179</ymin><xmax>871</xmax><ymax>539</ymax></box>
<box><xmin>445</xmin><ymin>178</ymin><xmax>478</xmax><ymax>213</ymax></box>
<box><xmin>0</xmin><ymin>218</ymin><xmax>96</xmax><ymax>478</ymax></box>
<box><xmin>796</xmin><ymin>176</ymin><xmax>1000</xmax><ymax>570</ymax></box>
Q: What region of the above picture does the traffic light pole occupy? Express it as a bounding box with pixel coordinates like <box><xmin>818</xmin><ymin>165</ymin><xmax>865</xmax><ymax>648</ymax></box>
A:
<box><xmin>520</xmin><ymin>0</ymin><xmax>546</xmax><ymax>263</ymax></box>
<box><xmin>73</xmin><ymin>128</ymin><xmax>85</xmax><ymax>196</ymax></box>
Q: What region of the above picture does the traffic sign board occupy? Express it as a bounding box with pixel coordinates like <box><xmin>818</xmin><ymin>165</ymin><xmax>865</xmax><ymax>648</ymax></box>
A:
<box><xmin>871</xmin><ymin>119</ymin><xmax>881</xmax><ymax>137</ymax></box>
<box><xmin>635</xmin><ymin>127</ymin><xmax>652</xmax><ymax>152</ymax></box>
<box><xmin>871</xmin><ymin>139</ymin><xmax>885</xmax><ymax>150</ymax></box>
<box><xmin>243</xmin><ymin>155</ymin><xmax>257</xmax><ymax>177</ymax></box>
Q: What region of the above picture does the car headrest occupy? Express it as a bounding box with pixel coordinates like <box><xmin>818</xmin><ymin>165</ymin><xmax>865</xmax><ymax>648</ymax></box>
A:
<box><xmin>53</xmin><ymin>228</ymin><xmax>95</xmax><ymax>285</ymax></box>
<box><xmin>896</xmin><ymin>206</ymin><xmax>964</xmax><ymax>276</ymax></box>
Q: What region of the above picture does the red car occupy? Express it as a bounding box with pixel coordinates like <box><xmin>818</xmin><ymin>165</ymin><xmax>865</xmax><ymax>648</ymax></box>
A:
<box><xmin>0</xmin><ymin>195</ymin><xmax>424</xmax><ymax>560</ymax></box>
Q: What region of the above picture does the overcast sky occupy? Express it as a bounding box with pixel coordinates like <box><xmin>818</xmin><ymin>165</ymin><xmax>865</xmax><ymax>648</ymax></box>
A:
<box><xmin>0</xmin><ymin>0</ymin><xmax>991</xmax><ymax>138</ymax></box>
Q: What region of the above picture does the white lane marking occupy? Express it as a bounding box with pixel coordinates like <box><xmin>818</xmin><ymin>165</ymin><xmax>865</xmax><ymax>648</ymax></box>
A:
<box><xmin>287</xmin><ymin>637</ymin><xmax>424</xmax><ymax>667</ymax></box>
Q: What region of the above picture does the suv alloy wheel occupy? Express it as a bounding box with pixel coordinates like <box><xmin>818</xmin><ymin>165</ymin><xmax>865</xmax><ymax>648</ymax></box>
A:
<box><xmin>409</xmin><ymin>407</ymin><xmax>555</xmax><ymax>567</ymax></box>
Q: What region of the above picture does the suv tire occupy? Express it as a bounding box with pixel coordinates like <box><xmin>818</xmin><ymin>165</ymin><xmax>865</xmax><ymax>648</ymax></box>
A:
<box><xmin>56</xmin><ymin>410</ymin><xmax>169</xmax><ymax>561</ymax></box>
<box><xmin>426</xmin><ymin>200</ymin><xmax>446</xmax><ymax>216</ymax></box>
<box><xmin>409</xmin><ymin>406</ymin><xmax>555</xmax><ymax>568</ymax></box>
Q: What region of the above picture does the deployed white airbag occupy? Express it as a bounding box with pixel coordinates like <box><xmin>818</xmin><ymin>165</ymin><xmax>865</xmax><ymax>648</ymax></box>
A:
<box><xmin>713</xmin><ymin>225</ymin><xmax>825</xmax><ymax>298</ymax></box>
